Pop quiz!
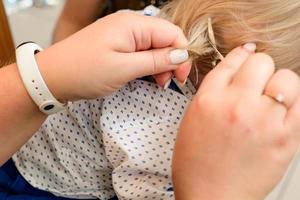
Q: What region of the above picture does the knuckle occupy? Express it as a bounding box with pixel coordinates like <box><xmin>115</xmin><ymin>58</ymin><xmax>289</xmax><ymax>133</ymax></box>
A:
<box><xmin>151</xmin><ymin>49</ymin><xmax>172</xmax><ymax>73</ymax></box>
<box><xmin>224</xmin><ymin>97</ymin><xmax>258</xmax><ymax>132</ymax></box>
<box><xmin>272</xmin><ymin>124</ymin><xmax>290</xmax><ymax>146</ymax></box>
<box><xmin>226</xmin><ymin>100</ymin><xmax>246</xmax><ymax>126</ymax></box>
<box><xmin>271</xmin><ymin>133</ymin><xmax>297</xmax><ymax>165</ymax></box>
<box><xmin>163</xmin><ymin>50</ymin><xmax>171</xmax><ymax>66</ymax></box>
<box><xmin>195</xmin><ymin>92</ymin><xmax>219</xmax><ymax>113</ymax></box>
<box><xmin>195</xmin><ymin>92</ymin><xmax>247</xmax><ymax>127</ymax></box>
<box><xmin>275</xmin><ymin>132</ymin><xmax>290</xmax><ymax>148</ymax></box>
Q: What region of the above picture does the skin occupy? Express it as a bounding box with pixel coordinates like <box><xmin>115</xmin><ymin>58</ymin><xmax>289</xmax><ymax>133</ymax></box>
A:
<box><xmin>0</xmin><ymin>13</ymin><xmax>190</xmax><ymax>166</ymax></box>
<box><xmin>173</xmin><ymin>46</ymin><xmax>300</xmax><ymax>200</ymax></box>
<box><xmin>52</xmin><ymin>0</ymin><xmax>107</xmax><ymax>43</ymax></box>
<box><xmin>52</xmin><ymin>0</ymin><xmax>176</xmax><ymax>87</ymax></box>
<box><xmin>0</xmin><ymin>12</ymin><xmax>299</xmax><ymax>200</ymax></box>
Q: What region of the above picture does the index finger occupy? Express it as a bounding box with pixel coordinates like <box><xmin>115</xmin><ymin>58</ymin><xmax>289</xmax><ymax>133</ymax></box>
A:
<box><xmin>131</xmin><ymin>14</ymin><xmax>190</xmax><ymax>84</ymax></box>
<box><xmin>197</xmin><ymin>44</ymin><xmax>255</xmax><ymax>95</ymax></box>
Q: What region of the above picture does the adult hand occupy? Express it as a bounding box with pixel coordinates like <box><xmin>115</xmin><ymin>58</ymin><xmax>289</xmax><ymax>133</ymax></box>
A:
<box><xmin>172</xmin><ymin>45</ymin><xmax>300</xmax><ymax>200</ymax></box>
<box><xmin>37</xmin><ymin>12</ymin><xmax>191</xmax><ymax>101</ymax></box>
<box><xmin>0</xmin><ymin>12</ymin><xmax>190</xmax><ymax>166</ymax></box>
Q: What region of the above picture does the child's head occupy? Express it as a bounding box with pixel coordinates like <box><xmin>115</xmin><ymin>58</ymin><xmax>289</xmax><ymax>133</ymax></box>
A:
<box><xmin>161</xmin><ymin>0</ymin><xmax>300</xmax><ymax>81</ymax></box>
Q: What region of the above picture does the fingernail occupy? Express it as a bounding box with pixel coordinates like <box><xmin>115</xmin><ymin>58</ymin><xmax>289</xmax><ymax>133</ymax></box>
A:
<box><xmin>276</xmin><ymin>93</ymin><xmax>285</xmax><ymax>103</ymax></box>
<box><xmin>178</xmin><ymin>78</ymin><xmax>187</xmax><ymax>87</ymax></box>
<box><xmin>169</xmin><ymin>49</ymin><xmax>189</xmax><ymax>65</ymax></box>
<box><xmin>163</xmin><ymin>79</ymin><xmax>172</xmax><ymax>90</ymax></box>
<box><xmin>243</xmin><ymin>43</ymin><xmax>256</xmax><ymax>52</ymax></box>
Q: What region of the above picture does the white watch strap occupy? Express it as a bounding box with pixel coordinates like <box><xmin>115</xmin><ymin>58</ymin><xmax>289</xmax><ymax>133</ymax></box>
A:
<box><xmin>16</xmin><ymin>42</ymin><xmax>65</xmax><ymax>115</ymax></box>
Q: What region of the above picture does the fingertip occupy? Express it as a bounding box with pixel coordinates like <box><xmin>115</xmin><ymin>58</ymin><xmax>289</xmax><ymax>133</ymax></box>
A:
<box><xmin>164</xmin><ymin>79</ymin><xmax>172</xmax><ymax>90</ymax></box>
<box><xmin>198</xmin><ymin>45</ymin><xmax>253</xmax><ymax>93</ymax></box>
<box><xmin>243</xmin><ymin>43</ymin><xmax>256</xmax><ymax>53</ymax></box>
<box><xmin>153</xmin><ymin>72</ymin><xmax>174</xmax><ymax>88</ymax></box>
<box><xmin>174</xmin><ymin>61</ymin><xmax>192</xmax><ymax>84</ymax></box>
<box><xmin>252</xmin><ymin>53</ymin><xmax>275</xmax><ymax>70</ymax></box>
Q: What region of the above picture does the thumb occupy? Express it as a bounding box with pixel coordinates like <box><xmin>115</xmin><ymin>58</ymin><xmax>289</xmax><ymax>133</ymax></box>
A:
<box><xmin>119</xmin><ymin>48</ymin><xmax>190</xmax><ymax>80</ymax></box>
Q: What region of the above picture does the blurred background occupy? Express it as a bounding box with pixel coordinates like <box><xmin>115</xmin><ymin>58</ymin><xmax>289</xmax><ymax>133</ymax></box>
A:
<box><xmin>0</xmin><ymin>0</ymin><xmax>164</xmax><ymax>64</ymax></box>
<box><xmin>4</xmin><ymin>0</ymin><xmax>63</xmax><ymax>47</ymax></box>
<box><xmin>0</xmin><ymin>0</ymin><xmax>63</xmax><ymax>65</ymax></box>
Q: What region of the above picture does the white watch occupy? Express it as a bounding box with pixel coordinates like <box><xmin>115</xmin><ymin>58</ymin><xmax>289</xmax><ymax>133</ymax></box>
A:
<box><xmin>16</xmin><ymin>42</ymin><xmax>66</xmax><ymax>115</ymax></box>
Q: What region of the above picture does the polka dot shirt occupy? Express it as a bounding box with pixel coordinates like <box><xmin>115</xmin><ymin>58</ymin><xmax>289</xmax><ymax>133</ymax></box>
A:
<box><xmin>12</xmin><ymin>79</ymin><xmax>196</xmax><ymax>200</ymax></box>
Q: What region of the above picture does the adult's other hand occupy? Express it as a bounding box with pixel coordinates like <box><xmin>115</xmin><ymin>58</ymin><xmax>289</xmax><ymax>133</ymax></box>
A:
<box><xmin>173</xmin><ymin>45</ymin><xmax>300</xmax><ymax>200</ymax></box>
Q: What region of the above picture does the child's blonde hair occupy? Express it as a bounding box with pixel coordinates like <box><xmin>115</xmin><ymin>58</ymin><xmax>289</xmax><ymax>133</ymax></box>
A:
<box><xmin>161</xmin><ymin>0</ymin><xmax>300</xmax><ymax>79</ymax></box>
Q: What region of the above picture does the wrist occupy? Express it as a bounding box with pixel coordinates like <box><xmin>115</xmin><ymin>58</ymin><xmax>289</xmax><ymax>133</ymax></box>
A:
<box><xmin>1</xmin><ymin>63</ymin><xmax>42</xmax><ymax>116</ymax></box>
<box><xmin>35</xmin><ymin>43</ymin><xmax>74</xmax><ymax>102</ymax></box>
<box><xmin>0</xmin><ymin>63</ymin><xmax>46</xmax><ymax>164</ymax></box>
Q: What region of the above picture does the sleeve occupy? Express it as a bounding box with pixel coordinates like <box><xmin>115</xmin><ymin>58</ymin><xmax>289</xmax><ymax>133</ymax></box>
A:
<box><xmin>35</xmin><ymin>98</ymin><xmax>110</xmax><ymax>168</ymax></box>
<box><xmin>12</xmin><ymin>98</ymin><xmax>114</xmax><ymax>198</ymax></box>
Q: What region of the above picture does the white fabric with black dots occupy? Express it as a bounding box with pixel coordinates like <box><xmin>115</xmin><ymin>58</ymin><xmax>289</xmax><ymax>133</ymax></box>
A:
<box><xmin>12</xmin><ymin>79</ymin><xmax>196</xmax><ymax>199</ymax></box>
